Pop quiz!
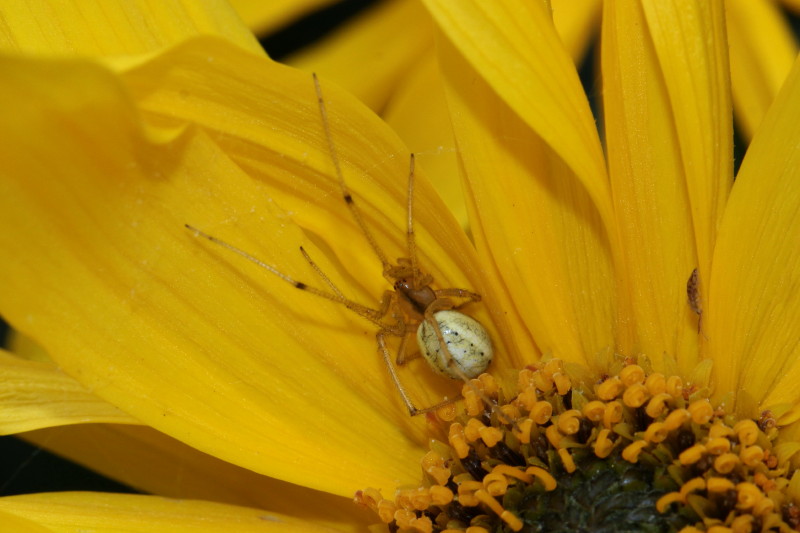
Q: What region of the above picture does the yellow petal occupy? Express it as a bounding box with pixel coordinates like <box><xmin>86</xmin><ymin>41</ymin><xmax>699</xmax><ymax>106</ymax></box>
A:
<box><xmin>286</xmin><ymin>0</ymin><xmax>433</xmax><ymax>112</ymax></box>
<box><xmin>22</xmin><ymin>425</ymin><xmax>370</xmax><ymax>533</ymax></box>
<box><xmin>0</xmin><ymin>0</ymin><xmax>262</xmax><ymax>56</ymax></box>
<box><xmin>383</xmin><ymin>53</ymin><xmax>466</xmax><ymax>228</ymax></box>
<box><xmin>0</xmin><ymin>40</ymin><xmax>493</xmax><ymax>497</ymax></box>
<box><xmin>0</xmin><ymin>510</ymin><xmax>54</xmax><ymax>533</ymax></box>
<box><xmin>439</xmin><ymin>38</ymin><xmax>615</xmax><ymax>374</ymax></box>
<box><xmin>640</xmin><ymin>0</ymin><xmax>733</xmax><ymax>281</ymax></box>
<box><xmin>709</xmin><ymin>55</ymin><xmax>800</xmax><ymax>415</ymax></box>
<box><xmin>602</xmin><ymin>0</ymin><xmax>730</xmax><ymax>373</ymax></box>
<box><xmin>228</xmin><ymin>0</ymin><xmax>335</xmax><ymax>36</ymax></box>
<box><xmin>726</xmin><ymin>0</ymin><xmax>798</xmax><ymax>139</ymax></box>
<box><xmin>421</xmin><ymin>0</ymin><xmax>613</xmax><ymax>231</ymax></box>
<box><xmin>0</xmin><ymin>350</ymin><xmax>138</xmax><ymax>434</ymax></box>
<box><xmin>0</xmin><ymin>493</ymin><xmax>340</xmax><ymax>533</ymax></box>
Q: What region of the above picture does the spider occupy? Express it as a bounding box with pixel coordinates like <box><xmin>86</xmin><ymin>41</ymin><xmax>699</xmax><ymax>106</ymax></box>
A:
<box><xmin>186</xmin><ymin>74</ymin><xmax>493</xmax><ymax>416</ymax></box>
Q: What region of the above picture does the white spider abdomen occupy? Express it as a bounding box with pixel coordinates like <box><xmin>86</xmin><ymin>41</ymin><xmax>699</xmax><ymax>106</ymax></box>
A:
<box><xmin>417</xmin><ymin>310</ymin><xmax>493</xmax><ymax>380</ymax></box>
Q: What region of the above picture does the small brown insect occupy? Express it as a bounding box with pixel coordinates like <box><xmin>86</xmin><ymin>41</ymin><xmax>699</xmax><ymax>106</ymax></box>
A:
<box><xmin>686</xmin><ymin>267</ymin><xmax>704</xmax><ymax>335</ymax></box>
<box><xmin>186</xmin><ymin>74</ymin><xmax>493</xmax><ymax>416</ymax></box>
<box><xmin>758</xmin><ymin>410</ymin><xmax>777</xmax><ymax>431</ymax></box>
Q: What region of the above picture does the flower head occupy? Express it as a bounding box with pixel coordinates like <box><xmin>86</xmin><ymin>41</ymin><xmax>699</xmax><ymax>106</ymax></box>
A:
<box><xmin>0</xmin><ymin>1</ymin><xmax>799</xmax><ymax>532</ymax></box>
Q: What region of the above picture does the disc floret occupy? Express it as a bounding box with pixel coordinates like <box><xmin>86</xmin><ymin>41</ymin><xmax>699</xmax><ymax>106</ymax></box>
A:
<box><xmin>356</xmin><ymin>358</ymin><xmax>800</xmax><ymax>532</ymax></box>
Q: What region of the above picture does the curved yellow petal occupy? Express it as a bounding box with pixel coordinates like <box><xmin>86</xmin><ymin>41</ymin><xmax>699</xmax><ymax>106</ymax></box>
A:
<box><xmin>727</xmin><ymin>0</ymin><xmax>798</xmax><ymax>139</ymax></box>
<box><xmin>0</xmin><ymin>350</ymin><xmax>138</xmax><ymax>434</ymax></box>
<box><xmin>439</xmin><ymin>39</ymin><xmax>615</xmax><ymax>374</ymax></box>
<box><xmin>709</xmin><ymin>55</ymin><xmax>800</xmax><ymax>415</ymax></box>
<box><xmin>383</xmin><ymin>54</ymin><xmax>466</xmax><ymax>227</ymax></box>
<box><xmin>641</xmin><ymin>0</ymin><xmax>733</xmax><ymax>283</ymax></box>
<box><xmin>0</xmin><ymin>493</ymin><xmax>341</xmax><ymax>533</ymax></box>
<box><xmin>421</xmin><ymin>0</ymin><xmax>612</xmax><ymax>232</ymax></box>
<box><xmin>0</xmin><ymin>0</ymin><xmax>262</xmax><ymax>56</ymax></box>
<box><xmin>286</xmin><ymin>0</ymin><xmax>433</xmax><ymax>112</ymax></box>
<box><xmin>228</xmin><ymin>0</ymin><xmax>335</xmax><ymax>36</ymax></box>
<box><xmin>552</xmin><ymin>0</ymin><xmax>602</xmax><ymax>63</ymax></box>
<box><xmin>0</xmin><ymin>40</ymin><xmax>491</xmax><ymax>497</ymax></box>
<box><xmin>22</xmin><ymin>425</ymin><xmax>370</xmax><ymax>533</ymax></box>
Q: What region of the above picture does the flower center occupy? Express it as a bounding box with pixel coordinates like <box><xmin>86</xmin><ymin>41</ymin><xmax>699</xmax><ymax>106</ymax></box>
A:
<box><xmin>356</xmin><ymin>359</ymin><xmax>800</xmax><ymax>532</ymax></box>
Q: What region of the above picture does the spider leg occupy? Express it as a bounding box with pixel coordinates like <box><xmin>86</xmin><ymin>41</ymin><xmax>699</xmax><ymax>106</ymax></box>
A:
<box><xmin>395</xmin><ymin>330</ymin><xmax>421</xmax><ymax>366</ymax></box>
<box><xmin>433</xmin><ymin>288</ymin><xmax>481</xmax><ymax>309</ymax></box>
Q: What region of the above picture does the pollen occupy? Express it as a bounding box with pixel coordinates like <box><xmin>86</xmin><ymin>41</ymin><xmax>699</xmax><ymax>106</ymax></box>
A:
<box><xmin>358</xmin><ymin>357</ymin><xmax>800</xmax><ymax>531</ymax></box>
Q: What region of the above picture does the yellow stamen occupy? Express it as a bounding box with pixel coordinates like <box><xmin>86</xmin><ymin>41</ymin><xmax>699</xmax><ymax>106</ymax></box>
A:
<box><xmin>553</xmin><ymin>372</ymin><xmax>571</xmax><ymax>395</ymax></box>
<box><xmin>533</xmin><ymin>370</ymin><xmax>554</xmax><ymax>393</ymax></box>
<box><xmin>457</xmin><ymin>480</ymin><xmax>483</xmax><ymax>507</ymax></box>
<box><xmin>376</xmin><ymin>499</ymin><xmax>396</xmax><ymax>523</ymax></box>
<box><xmin>679</xmin><ymin>444</ymin><xmax>706</xmax><ymax>465</ymax></box>
<box><xmin>734</xmin><ymin>482</ymin><xmax>763</xmax><ymax>510</ymax></box>
<box><xmin>492</xmin><ymin>464</ymin><xmax>533</xmax><ymax>484</ymax></box>
<box><xmin>597</xmin><ymin>376</ymin><xmax>624</xmax><ymax>400</ymax></box>
<box><xmin>448</xmin><ymin>423</ymin><xmax>469</xmax><ymax>459</ymax></box>
<box><xmin>620</xmin><ymin>364</ymin><xmax>645</xmax><ymax>386</ymax></box>
<box><xmin>645</xmin><ymin>372</ymin><xmax>666</xmax><ymax>395</ymax></box>
<box><xmin>558</xmin><ymin>448</ymin><xmax>576</xmax><ymax>473</ymax></box>
<box><xmin>706</xmin><ymin>477</ymin><xmax>735</xmax><ymax>493</ymax></box>
<box><xmin>646</xmin><ymin>393</ymin><xmax>672</xmax><ymax>418</ymax></box>
<box><xmin>557</xmin><ymin>409</ymin><xmax>582</xmax><ymax>435</ymax></box>
<box><xmin>516</xmin><ymin>387</ymin><xmax>537</xmax><ymax>411</ymax></box>
<box><xmin>410</xmin><ymin>516</ymin><xmax>433</xmax><ymax>533</ymax></box>
<box><xmin>733</xmin><ymin>419</ymin><xmax>759</xmax><ymax>446</ymax></box>
<box><xmin>740</xmin><ymin>445</ymin><xmax>764</xmax><ymax>467</ymax></box>
<box><xmin>665</xmin><ymin>376</ymin><xmax>683</xmax><ymax>397</ymax></box>
<box><xmin>583</xmin><ymin>400</ymin><xmax>605</xmax><ymax>421</ymax></box>
<box><xmin>512</xmin><ymin>418</ymin><xmax>534</xmax><ymax>444</ymax></box>
<box><xmin>436</xmin><ymin>402</ymin><xmax>458</xmax><ymax>422</ymax></box>
<box><xmin>622</xmin><ymin>440</ymin><xmax>649</xmax><ymax>463</ymax></box>
<box><xmin>474</xmin><ymin>489</ymin><xmax>523</xmax><ymax>532</ymax></box>
<box><xmin>482</xmin><ymin>473</ymin><xmax>508</xmax><ymax>496</ymax></box>
<box><xmin>679</xmin><ymin>477</ymin><xmax>706</xmax><ymax>499</ymax></box>
<box><xmin>663</xmin><ymin>408</ymin><xmax>690</xmax><ymax>431</ymax></box>
<box><xmin>713</xmin><ymin>453</ymin><xmax>740</xmax><ymax>474</ymax></box>
<box><xmin>530</xmin><ymin>400</ymin><xmax>552</xmax><ymax>424</ymax></box>
<box><xmin>730</xmin><ymin>515</ymin><xmax>753</xmax><ymax>533</ymax></box>
<box><xmin>603</xmin><ymin>401</ymin><xmax>623</xmax><ymax>428</ymax></box>
<box><xmin>594</xmin><ymin>428</ymin><xmax>615</xmax><ymax>458</ymax></box>
<box><xmin>422</xmin><ymin>451</ymin><xmax>451</xmax><ymax>486</ymax></box>
<box><xmin>643</xmin><ymin>421</ymin><xmax>669</xmax><ymax>443</ymax></box>
<box><xmin>753</xmin><ymin>497</ymin><xmax>774</xmax><ymax>516</ymax></box>
<box><xmin>623</xmin><ymin>383</ymin><xmax>649</xmax><ymax>408</ymax></box>
<box><xmin>545</xmin><ymin>424</ymin><xmax>562</xmax><ymax>448</ymax></box>
<box><xmin>706</xmin><ymin>437</ymin><xmax>731</xmax><ymax>455</ymax></box>
<box><xmin>463</xmin><ymin>382</ymin><xmax>484</xmax><ymax>416</ymax></box>
<box><xmin>429</xmin><ymin>485</ymin><xmax>453</xmax><ymax>506</ymax></box>
<box><xmin>525</xmin><ymin>466</ymin><xmax>557</xmax><ymax>491</ymax></box>
<box><xmin>688</xmin><ymin>399</ymin><xmax>713</xmax><ymax>424</ymax></box>
<box><xmin>656</xmin><ymin>492</ymin><xmax>683</xmax><ymax>512</ymax></box>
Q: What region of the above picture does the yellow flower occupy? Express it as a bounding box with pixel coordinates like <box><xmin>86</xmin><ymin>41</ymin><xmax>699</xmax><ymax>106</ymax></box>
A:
<box><xmin>0</xmin><ymin>0</ymin><xmax>799</xmax><ymax>532</ymax></box>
